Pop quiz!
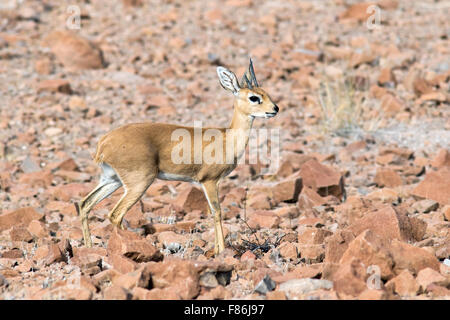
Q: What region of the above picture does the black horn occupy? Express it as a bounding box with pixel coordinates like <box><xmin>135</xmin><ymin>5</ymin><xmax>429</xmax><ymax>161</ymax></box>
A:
<box><xmin>248</xmin><ymin>58</ymin><xmax>259</xmax><ymax>87</ymax></box>
<box><xmin>241</xmin><ymin>73</ymin><xmax>252</xmax><ymax>89</ymax></box>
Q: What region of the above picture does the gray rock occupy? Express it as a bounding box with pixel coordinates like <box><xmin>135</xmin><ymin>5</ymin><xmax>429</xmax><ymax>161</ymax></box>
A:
<box><xmin>254</xmin><ymin>275</ymin><xmax>276</xmax><ymax>294</ymax></box>
<box><xmin>21</xmin><ymin>156</ymin><xmax>40</xmax><ymax>173</ymax></box>
<box><xmin>199</xmin><ymin>271</ymin><xmax>219</xmax><ymax>288</ymax></box>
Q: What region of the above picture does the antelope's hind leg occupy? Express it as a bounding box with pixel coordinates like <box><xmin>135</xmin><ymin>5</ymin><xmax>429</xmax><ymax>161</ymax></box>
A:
<box><xmin>78</xmin><ymin>163</ymin><xmax>122</xmax><ymax>247</ymax></box>
<box><xmin>108</xmin><ymin>169</ymin><xmax>157</xmax><ymax>230</ymax></box>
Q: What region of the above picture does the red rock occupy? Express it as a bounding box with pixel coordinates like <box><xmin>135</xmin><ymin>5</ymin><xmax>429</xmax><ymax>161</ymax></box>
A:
<box><xmin>112</xmin><ymin>268</ymin><xmax>151</xmax><ymax>290</ymax></box>
<box><xmin>324</xmin><ymin>230</ymin><xmax>355</xmax><ymax>263</ymax></box>
<box><xmin>37</xmin><ymin>79</ymin><xmax>72</xmax><ymax>94</ymax></box>
<box><xmin>2</xmin><ymin>248</ymin><xmax>23</xmax><ymax>259</ymax></box>
<box><xmin>174</xmin><ymin>221</ymin><xmax>196</xmax><ymax>233</ymax></box>
<box><xmin>358</xmin><ymin>289</ymin><xmax>389</xmax><ymax>300</ymax></box>
<box><xmin>9</xmin><ymin>226</ymin><xmax>33</xmax><ymax>242</ymax></box>
<box><xmin>133</xmin><ymin>287</ymin><xmax>180</xmax><ymax>300</ymax></box>
<box><xmin>344</xmin><ymin>140</ymin><xmax>367</xmax><ymax>155</ymax></box>
<box><xmin>273</xmin><ymin>206</ymin><xmax>299</xmax><ymax>219</ymax></box>
<box><xmin>123</xmin><ymin>205</ymin><xmax>147</xmax><ymax>229</ymax></box>
<box><xmin>298</xmin><ymin>159</ymin><xmax>345</xmax><ymax>198</ymax></box>
<box><xmin>49</xmin><ymin>183</ymin><xmax>93</xmax><ymax>201</ymax></box>
<box><xmin>45</xmin><ymin>287</ymin><xmax>93</xmax><ymax>300</ymax></box>
<box><xmin>272</xmin><ymin>176</ymin><xmax>303</xmax><ymax>204</ymax></box>
<box><xmin>108</xmin><ymin>228</ymin><xmax>163</xmax><ymax>263</ymax></box>
<box><xmin>443</xmin><ymin>206</ymin><xmax>450</xmax><ymax>221</ymax></box>
<box><xmin>70</xmin><ymin>250</ymin><xmax>103</xmax><ymax>270</ymax></box>
<box><xmin>44</xmin><ymin>244</ymin><xmax>66</xmax><ymax>266</ymax></box>
<box><xmin>426</xmin><ymin>284</ymin><xmax>450</xmax><ymax>297</ymax></box>
<box><xmin>121</xmin><ymin>0</ymin><xmax>143</xmax><ymax>7</ymax></box>
<box><xmin>380</xmin><ymin>94</ymin><xmax>403</xmax><ymax>114</ymax></box>
<box><xmin>197</xmin><ymin>285</ymin><xmax>232</xmax><ymax>300</ymax></box>
<box><xmin>19</xmin><ymin>170</ymin><xmax>54</xmax><ymax>188</ymax></box>
<box><xmin>27</xmin><ymin>220</ymin><xmax>49</xmax><ymax>238</ymax></box>
<box><xmin>157</xmin><ymin>231</ymin><xmax>189</xmax><ymax>247</ymax></box>
<box><xmin>240</xmin><ymin>250</ymin><xmax>256</xmax><ymax>261</ymax></box>
<box><xmin>266</xmin><ymin>290</ymin><xmax>287</xmax><ymax>300</ymax></box>
<box><xmin>418</xmin><ymin>92</ymin><xmax>447</xmax><ymax>103</ymax></box>
<box><xmin>173</xmin><ymin>186</ymin><xmax>208</xmax><ymax>213</ymax></box>
<box><xmin>378</xmin><ymin>67</ymin><xmax>396</xmax><ymax>86</ymax></box>
<box><xmin>0</xmin><ymin>207</ymin><xmax>43</xmax><ymax>232</ymax></box>
<box><xmin>107</xmin><ymin>253</ymin><xmax>137</xmax><ymax>274</ymax></box>
<box><xmin>385</xmin><ymin>269</ymin><xmax>419</xmax><ymax>297</ymax></box>
<box><xmin>297</xmin><ymin>187</ymin><xmax>327</xmax><ymax>210</ymax></box>
<box><xmin>339</xmin><ymin>2</ymin><xmax>375</xmax><ymax>22</ymax></box>
<box><xmin>246</xmin><ymin>193</ymin><xmax>272</xmax><ymax>210</ymax></box>
<box><xmin>340</xmin><ymin>230</ymin><xmax>394</xmax><ymax>280</ymax></box>
<box><xmin>416</xmin><ymin>267</ymin><xmax>449</xmax><ymax>291</ymax></box>
<box><xmin>55</xmin><ymin>170</ymin><xmax>91</xmax><ymax>182</ymax></box>
<box><xmin>46</xmin><ymin>201</ymin><xmax>77</xmax><ymax>216</ymax></box>
<box><xmin>298</xmin><ymin>245</ymin><xmax>325</xmax><ymax>263</ymax></box>
<box><xmin>52</xmin><ymin>158</ymin><xmax>79</xmax><ymax>171</ymax></box>
<box><xmin>43</xmin><ymin>31</ymin><xmax>105</xmax><ymax>71</ymax></box>
<box><xmin>366</xmin><ymin>188</ymin><xmax>399</xmax><ymax>202</ymax></box>
<box><xmin>349</xmin><ymin>51</ymin><xmax>376</xmax><ymax>68</ymax></box>
<box><xmin>276</xmin><ymin>160</ymin><xmax>296</xmax><ymax>178</ymax></box>
<box><xmin>35</xmin><ymin>57</ymin><xmax>52</xmax><ymax>75</ymax></box>
<box><xmin>332</xmin><ymin>258</ymin><xmax>368</xmax><ymax>297</ymax></box>
<box><xmin>0</xmin><ymin>172</ymin><xmax>12</xmax><ymax>191</ymax></box>
<box><xmin>143</xmin><ymin>259</ymin><xmax>200</xmax><ymax>299</ymax></box>
<box><xmin>348</xmin><ymin>205</ymin><xmax>426</xmax><ymax>242</ymax></box>
<box><xmin>298</xmin><ymin>227</ymin><xmax>333</xmax><ymax>245</ymax></box>
<box><xmin>374</xmin><ymin>168</ymin><xmax>403</xmax><ymax>187</ymax></box>
<box><xmin>103</xmin><ymin>285</ymin><xmax>132</xmax><ymax>300</ymax></box>
<box><xmin>389</xmin><ymin>240</ymin><xmax>440</xmax><ymax>275</ymax></box>
<box><xmin>379</xmin><ymin>147</ymin><xmax>414</xmax><ymax>160</ymax></box>
<box><xmin>247</xmin><ymin>210</ymin><xmax>280</xmax><ymax>229</ymax></box>
<box><xmin>431</xmin><ymin>149</ymin><xmax>450</xmax><ymax>169</ymax></box>
<box><xmin>278</xmin><ymin>242</ymin><xmax>298</xmax><ymax>260</ymax></box>
<box><xmin>297</xmin><ymin>217</ymin><xmax>326</xmax><ymax>227</ymax></box>
<box><xmin>411</xmin><ymin>168</ymin><xmax>450</xmax><ymax>205</ymax></box>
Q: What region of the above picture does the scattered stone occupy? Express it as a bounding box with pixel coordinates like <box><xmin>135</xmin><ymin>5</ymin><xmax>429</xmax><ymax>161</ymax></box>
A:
<box><xmin>385</xmin><ymin>269</ymin><xmax>420</xmax><ymax>297</ymax></box>
<box><xmin>374</xmin><ymin>168</ymin><xmax>403</xmax><ymax>188</ymax></box>
<box><xmin>0</xmin><ymin>207</ymin><xmax>43</xmax><ymax>232</ymax></box>
<box><xmin>173</xmin><ymin>186</ymin><xmax>208</xmax><ymax>213</ymax></box>
<box><xmin>43</xmin><ymin>30</ymin><xmax>105</xmax><ymax>71</ymax></box>
<box><xmin>389</xmin><ymin>240</ymin><xmax>440</xmax><ymax>275</ymax></box>
<box><xmin>411</xmin><ymin>168</ymin><xmax>450</xmax><ymax>205</ymax></box>
<box><xmin>411</xmin><ymin>199</ymin><xmax>439</xmax><ymax>213</ymax></box>
<box><xmin>279</xmin><ymin>278</ymin><xmax>333</xmax><ymax>296</ymax></box>
<box><xmin>416</xmin><ymin>267</ymin><xmax>449</xmax><ymax>291</ymax></box>
<box><xmin>254</xmin><ymin>275</ymin><xmax>276</xmax><ymax>294</ymax></box>
<box><xmin>348</xmin><ymin>205</ymin><xmax>426</xmax><ymax>242</ymax></box>
<box><xmin>299</xmin><ymin>159</ymin><xmax>345</xmax><ymax>198</ymax></box>
<box><xmin>108</xmin><ymin>228</ymin><xmax>163</xmax><ymax>263</ymax></box>
<box><xmin>37</xmin><ymin>79</ymin><xmax>72</xmax><ymax>94</ymax></box>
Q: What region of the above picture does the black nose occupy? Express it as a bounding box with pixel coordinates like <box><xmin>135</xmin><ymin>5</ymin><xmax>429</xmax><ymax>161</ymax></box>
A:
<box><xmin>274</xmin><ymin>105</ymin><xmax>279</xmax><ymax>113</ymax></box>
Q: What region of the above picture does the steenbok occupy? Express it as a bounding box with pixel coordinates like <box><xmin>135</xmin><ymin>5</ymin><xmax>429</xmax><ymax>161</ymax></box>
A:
<box><xmin>76</xmin><ymin>59</ymin><xmax>279</xmax><ymax>255</ymax></box>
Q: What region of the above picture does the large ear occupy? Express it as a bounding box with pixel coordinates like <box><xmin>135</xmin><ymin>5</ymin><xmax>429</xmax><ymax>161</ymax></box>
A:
<box><xmin>216</xmin><ymin>66</ymin><xmax>240</xmax><ymax>95</ymax></box>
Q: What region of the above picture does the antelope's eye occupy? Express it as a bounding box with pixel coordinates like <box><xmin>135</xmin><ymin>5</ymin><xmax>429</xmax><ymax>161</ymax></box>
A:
<box><xmin>249</xmin><ymin>96</ymin><xmax>260</xmax><ymax>103</ymax></box>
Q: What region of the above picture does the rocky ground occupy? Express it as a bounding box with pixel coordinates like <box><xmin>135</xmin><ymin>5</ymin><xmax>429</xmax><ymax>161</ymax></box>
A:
<box><xmin>0</xmin><ymin>0</ymin><xmax>449</xmax><ymax>300</ymax></box>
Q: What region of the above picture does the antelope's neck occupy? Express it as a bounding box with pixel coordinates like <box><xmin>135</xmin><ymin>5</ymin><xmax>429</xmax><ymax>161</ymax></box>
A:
<box><xmin>228</xmin><ymin>104</ymin><xmax>254</xmax><ymax>161</ymax></box>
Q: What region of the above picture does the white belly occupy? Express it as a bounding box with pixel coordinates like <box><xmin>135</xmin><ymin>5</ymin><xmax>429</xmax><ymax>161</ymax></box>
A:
<box><xmin>157</xmin><ymin>171</ymin><xmax>199</xmax><ymax>185</ymax></box>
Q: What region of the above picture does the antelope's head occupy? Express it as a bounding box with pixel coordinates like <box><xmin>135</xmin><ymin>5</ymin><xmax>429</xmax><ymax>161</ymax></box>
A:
<box><xmin>217</xmin><ymin>59</ymin><xmax>279</xmax><ymax>119</ymax></box>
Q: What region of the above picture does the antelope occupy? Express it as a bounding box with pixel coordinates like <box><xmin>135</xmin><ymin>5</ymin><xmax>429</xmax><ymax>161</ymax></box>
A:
<box><xmin>76</xmin><ymin>59</ymin><xmax>279</xmax><ymax>255</ymax></box>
